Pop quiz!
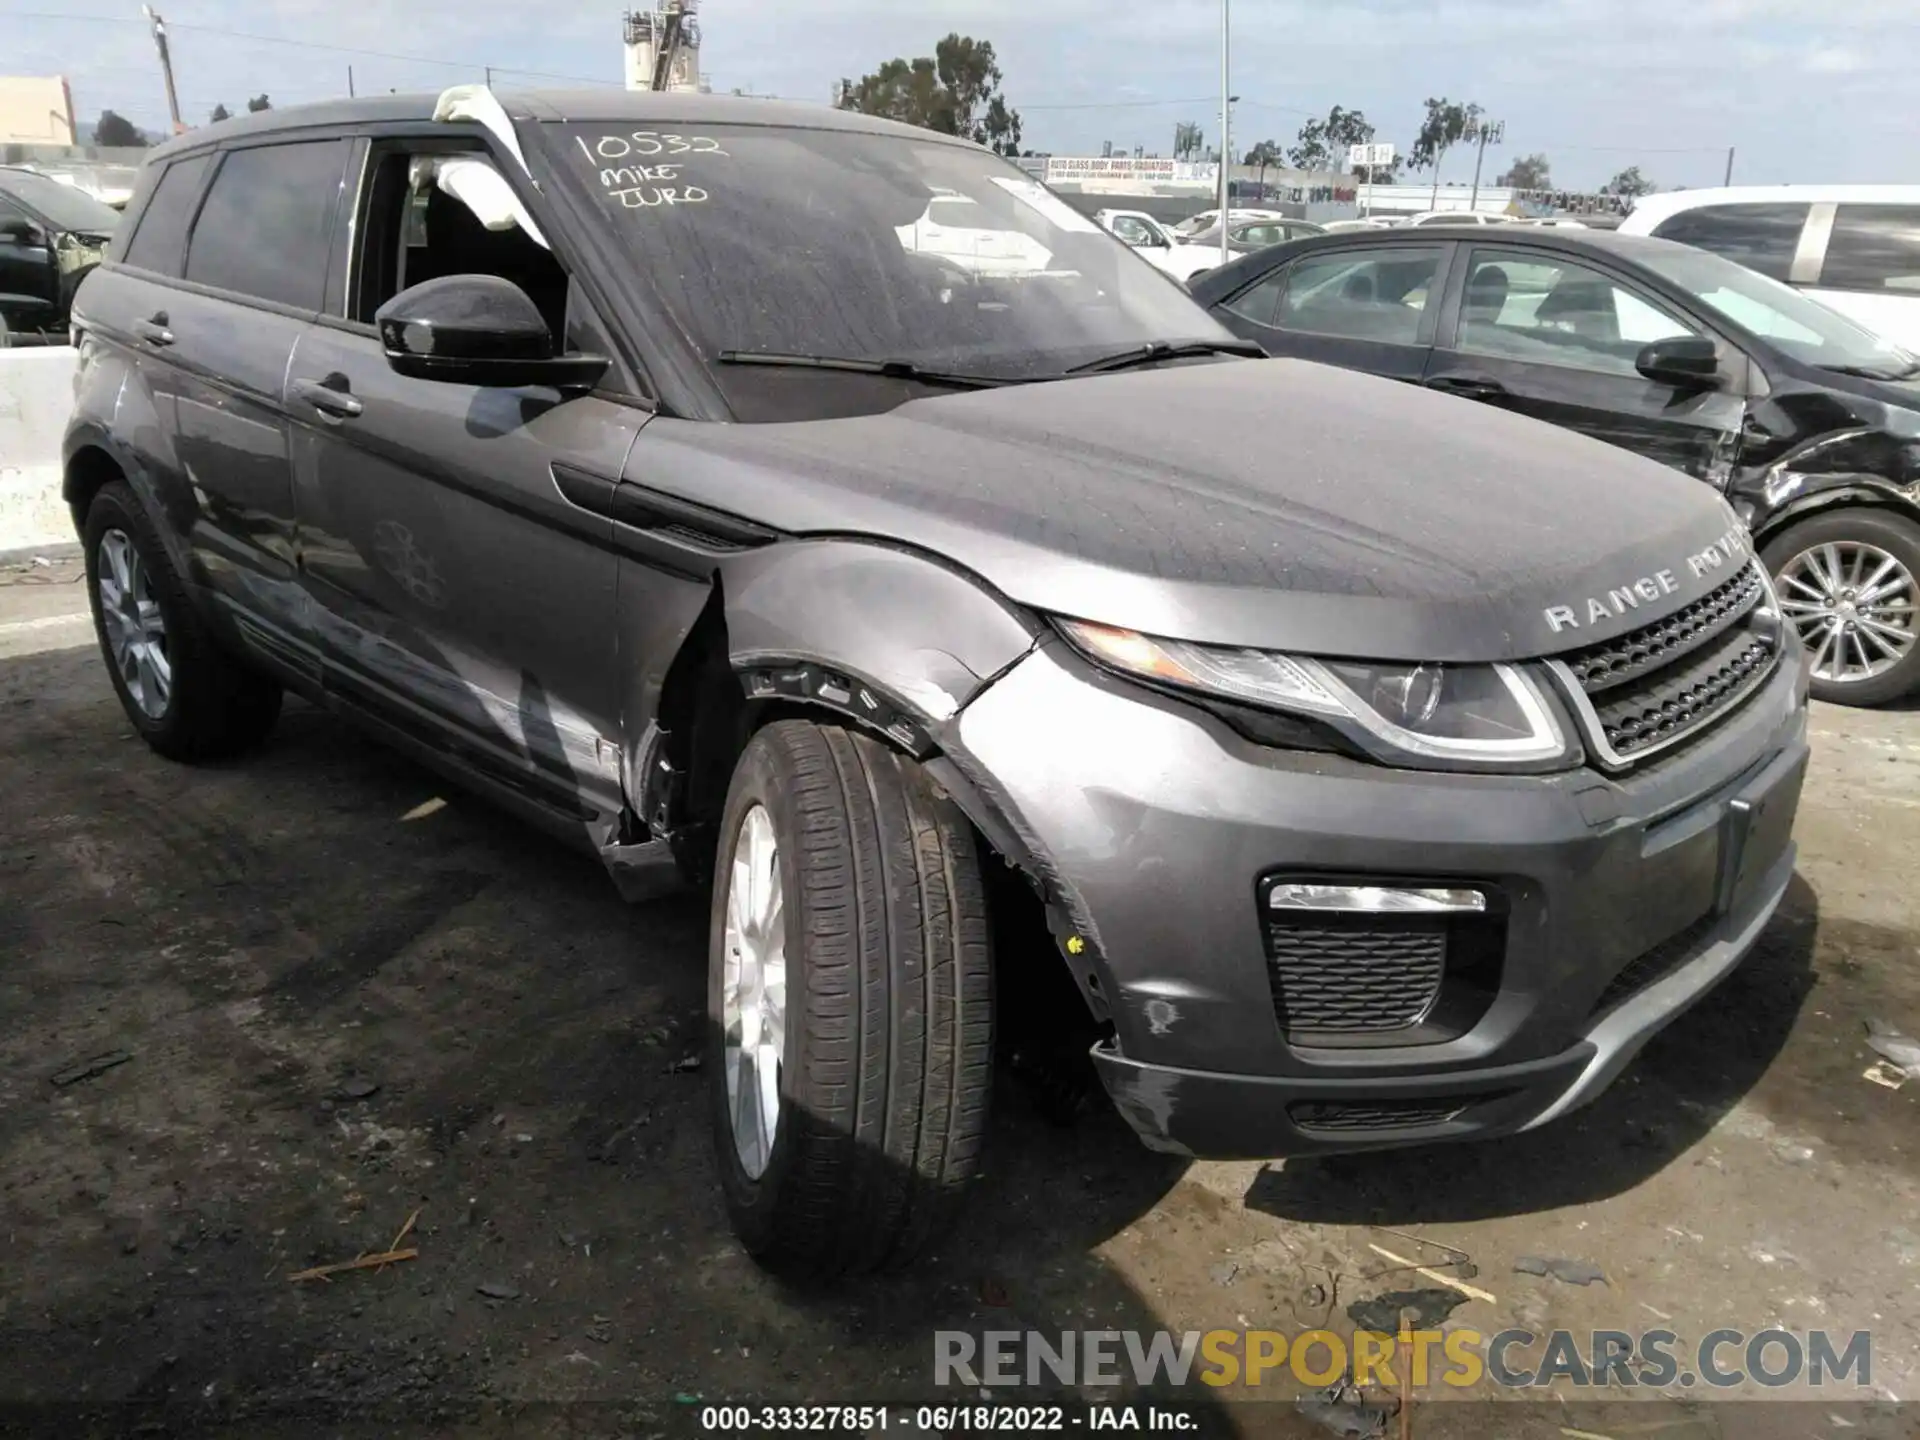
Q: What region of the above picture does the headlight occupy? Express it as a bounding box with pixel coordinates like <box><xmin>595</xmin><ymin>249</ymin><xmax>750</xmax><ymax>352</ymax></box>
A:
<box><xmin>1057</xmin><ymin>619</ymin><xmax>1577</xmax><ymax>771</ymax></box>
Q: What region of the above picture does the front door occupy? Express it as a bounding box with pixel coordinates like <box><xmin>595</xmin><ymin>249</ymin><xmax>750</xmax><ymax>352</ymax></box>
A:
<box><xmin>1425</xmin><ymin>246</ymin><xmax>1747</xmax><ymax>483</ymax></box>
<box><xmin>1216</xmin><ymin>242</ymin><xmax>1452</xmax><ymax>384</ymax></box>
<box><xmin>288</xmin><ymin>139</ymin><xmax>643</xmax><ymax>823</ymax></box>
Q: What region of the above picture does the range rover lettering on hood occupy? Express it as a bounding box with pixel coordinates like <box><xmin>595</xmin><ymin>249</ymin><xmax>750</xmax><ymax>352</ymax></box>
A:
<box><xmin>1544</xmin><ymin>526</ymin><xmax>1752</xmax><ymax>634</ymax></box>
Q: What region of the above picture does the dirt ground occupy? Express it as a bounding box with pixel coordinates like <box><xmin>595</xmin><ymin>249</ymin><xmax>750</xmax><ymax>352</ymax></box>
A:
<box><xmin>1</xmin><ymin>554</ymin><xmax>1916</xmax><ymax>1439</ymax></box>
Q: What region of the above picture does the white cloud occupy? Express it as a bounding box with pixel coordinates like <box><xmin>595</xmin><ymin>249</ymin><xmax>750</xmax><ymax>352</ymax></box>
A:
<box><xmin>1803</xmin><ymin>45</ymin><xmax>1869</xmax><ymax>73</ymax></box>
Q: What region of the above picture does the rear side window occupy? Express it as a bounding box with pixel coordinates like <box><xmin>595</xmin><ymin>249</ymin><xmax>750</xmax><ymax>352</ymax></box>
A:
<box><xmin>1275</xmin><ymin>245</ymin><xmax>1444</xmax><ymax>345</ymax></box>
<box><xmin>1223</xmin><ymin>271</ymin><xmax>1287</xmax><ymax>326</ymax></box>
<box><xmin>119</xmin><ymin>153</ymin><xmax>212</xmax><ymax>276</ymax></box>
<box><xmin>184</xmin><ymin>141</ymin><xmax>350</xmax><ymax>310</ymax></box>
<box><xmin>1648</xmin><ymin>202</ymin><xmax>1808</xmax><ymax>282</ymax></box>
<box><xmin>1819</xmin><ymin>205</ymin><xmax>1920</xmax><ymax>294</ymax></box>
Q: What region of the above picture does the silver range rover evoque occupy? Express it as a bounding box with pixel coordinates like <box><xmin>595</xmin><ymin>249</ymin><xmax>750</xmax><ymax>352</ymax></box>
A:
<box><xmin>63</xmin><ymin>86</ymin><xmax>1810</xmax><ymax>1276</ymax></box>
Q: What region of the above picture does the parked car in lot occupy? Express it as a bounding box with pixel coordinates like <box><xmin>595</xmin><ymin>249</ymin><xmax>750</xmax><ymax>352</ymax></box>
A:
<box><xmin>1193</xmin><ymin>225</ymin><xmax>1920</xmax><ymax>705</ymax></box>
<box><xmin>1620</xmin><ymin>187</ymin><xmax>1920</xmax><ymax>352</ymax></box>
<box><xmin>1169</xmin><ymin>206</ymin><xmax>1288</xmax><ymax>238</ymax></box>
<box><xmin>67</xmin><ymin>90</ymin><xmax>1809</xmax><ymax>1277</ymax></box>
<box><xmin>0</xmin><ymin>165</ymin><xmax>120</xmax><ymax>344</ymax></box>
<box><xmin>1109</xmin><ymin>213</ymin><xmax>1326</xmax><ymax>283</ymax></box>
<box><xmin>1405</xmin><ymin>209</ymin><xmax>1512</xmax><ymax>228</ymax></box>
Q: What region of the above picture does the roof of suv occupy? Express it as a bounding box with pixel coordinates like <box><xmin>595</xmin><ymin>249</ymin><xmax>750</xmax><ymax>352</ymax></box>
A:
<box><xmin>146</xmin><ymin>89</ymin><xmax>966</xmax><ymax>162</ymax></box>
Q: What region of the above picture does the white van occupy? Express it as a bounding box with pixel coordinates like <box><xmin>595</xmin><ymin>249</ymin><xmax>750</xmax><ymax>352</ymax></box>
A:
<box><xmin>1620</xmin><ymin>186</ymin><xmax>1920</xmax><ymax>351</ymax></box>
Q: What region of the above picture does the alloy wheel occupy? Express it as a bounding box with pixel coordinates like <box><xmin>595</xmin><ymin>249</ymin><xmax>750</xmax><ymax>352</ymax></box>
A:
<box><xmin>97</xmin><ymin>529</ymin><xmax>171</xmax><ymax>719</ymax></box>
<box><xmin>722</xmin><ymin>803</ymin><xmax>786</xmax><ymax>1179</ymax></box>
<box><xmin>1776</xmin><ymin>541</ymin><xmax>1917</xmax><ymax>685</ymax></box>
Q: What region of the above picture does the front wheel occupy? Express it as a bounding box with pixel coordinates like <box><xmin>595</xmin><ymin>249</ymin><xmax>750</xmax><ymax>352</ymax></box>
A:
<box><xmin>1762</xmin><ymin>509</ymin><xmax>1920</xmax><ymax>707</ymax></box>
<box><xmin>707</xmin><ymin>721</ymin><xmax>994</xmax><ymax>1277</ymax></box>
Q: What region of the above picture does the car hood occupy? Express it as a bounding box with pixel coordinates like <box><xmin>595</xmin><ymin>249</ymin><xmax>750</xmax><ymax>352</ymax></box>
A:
<box><xmin>639</xmin><ymin>359</ymin><xmax>1754</xmax><ymax>662</ymax></box>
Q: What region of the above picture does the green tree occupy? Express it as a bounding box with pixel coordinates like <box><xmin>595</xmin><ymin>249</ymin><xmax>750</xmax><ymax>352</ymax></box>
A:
<box><xmin>1604</xmin><ymin>165</ymin><xmax>1655</xmax><ymax>198</ymax></box>
<box><xmin>92</xmin><ymin>109</ymin><xmax>146</xmax><ymax>147</ymax></box>
<box><xmin>835</xmin><ymin>34</ymin><xmax>1022</xmax><ymax>155</ymax></box>
<box><xmin>1173</xmin><ymin>121</ymin><xmax>1205</xmax><ymax>160</ymax></box>
<box><xmin>1498</xmin><ymin>152</ymin><xmax>1550</xmax><ymax>189</ymax></box>
<box><xmin>1408</xmin><ymin>96</ymin><xmax>1482</xmax><ymax>206</ymax></box>
<box><xmin>209</xmin><ymin>102</ymin><xmax>232</xmax><ymax>123</ymax></box>
<box><xmin>1289</xmin><ymin>105</ymin><xmax>1376</xmax><ymax>177</ymax></box>
<box><xmin>246</xmin><ymin>93</ymin><xmax>272</xmax><ymax>113</ymax></box>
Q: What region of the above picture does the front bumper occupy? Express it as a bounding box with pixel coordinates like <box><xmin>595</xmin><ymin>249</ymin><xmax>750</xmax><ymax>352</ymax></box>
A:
<box><xmin>951</xmin><ymin>637</ymin><xmax>1809</xmax><ymax>1159</ymax></box>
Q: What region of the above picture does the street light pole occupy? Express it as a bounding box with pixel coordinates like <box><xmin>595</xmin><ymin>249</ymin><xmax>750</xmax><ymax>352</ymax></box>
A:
<box><xmin>1219</xmin><ymin>0</ymin><xmax>1231</xmax><ymax>267</ymax></box>
<box><xmin>1467</xmin><ymin>118</ymin><xmax>1504</xmax><ymax>214</ymax></box>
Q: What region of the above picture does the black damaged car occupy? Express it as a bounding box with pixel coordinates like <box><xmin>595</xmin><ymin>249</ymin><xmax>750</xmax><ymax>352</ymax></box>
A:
<box><xmin>1192</xmin><ymin>226</ymin><xmax>1920</xmax><ymax>705</ymax></box>
<box><xmin>65</xmin><ymin>91</ymin><xmax>1808</xmax><ymax>1276</ymax></box>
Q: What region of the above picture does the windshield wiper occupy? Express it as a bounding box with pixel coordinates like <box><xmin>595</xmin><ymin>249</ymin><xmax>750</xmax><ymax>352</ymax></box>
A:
<box><xmin>714</xmin><ymin>351</ymin><xmax>1016</xmax><ymax>389</ymax></box>
<box><xmin>1064</xmin><ymin>339</ymin><xmax>1266</xmax><ymax>376</ymax></box>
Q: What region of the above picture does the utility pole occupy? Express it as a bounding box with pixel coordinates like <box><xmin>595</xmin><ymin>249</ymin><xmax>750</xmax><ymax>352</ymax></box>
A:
<box><xmin>347</xmin><ymin>65</ymin><xmax>355</xmax><ymax>98</ymax></box>
<box><xmin>1724</xmin><ymin>146</ymin><xmax>1735</xmax><ymax>186</ymax></box>
<box><xmin>1466</xmin><ymin>117</ymin><xmax>1504</xmax><ymax>213</ymax></box>
<box><xmin>141</xmin><ymin>6</ymin><xmax>185</xmax><ymax>136</ymax></box>
<box><xmin>1218</xmin><ymin>0</ymin><xmax>1231</xmax><ymax>267</ymax></box>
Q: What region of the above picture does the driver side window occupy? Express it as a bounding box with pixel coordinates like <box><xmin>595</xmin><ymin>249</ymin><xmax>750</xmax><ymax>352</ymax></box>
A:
<box><xmin>349</xmin><ymin>145</ymin><xmax>569</xmax><ymax>340</ymax></box>
<box><xmin>1455</xmin><ymin>250</ymin><xmax>1697</xmax><ymax>378</ymax></box>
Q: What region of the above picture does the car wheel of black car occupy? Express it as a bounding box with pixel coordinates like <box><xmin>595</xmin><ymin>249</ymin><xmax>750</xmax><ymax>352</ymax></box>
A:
<box><xmin>1762</xmin><ymin>509</ymin><xmax>1920</xmax><ymax>707</ymax></box>
<box><xmin>83</xmin><ymin>481</ymin><xmax>284</xmax><ymax>760</ymax></box>
<box><xmin>707</xmin><ymin>719</ymin><xmax>994</xmax><ymax>1277</ymax></box>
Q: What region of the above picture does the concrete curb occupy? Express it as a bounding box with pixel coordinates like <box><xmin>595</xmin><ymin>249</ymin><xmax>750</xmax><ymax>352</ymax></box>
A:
<box><xmin>0</xmin><ymin>347</ymin><xmax>77</xmax><ymax>556</ymax></box>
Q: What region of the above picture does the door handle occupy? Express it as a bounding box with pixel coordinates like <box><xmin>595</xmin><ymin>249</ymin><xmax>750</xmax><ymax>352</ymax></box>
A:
<box><xmin>134</xmin><ymin>313</ymin><xmax>173</xmax><ymax>347</ymax></box>
<box><xmin>1426</xmin><ymin>374</ymin><xmax>1507</xmax><ymax>401</ymax></box>
<box><xmin>292</xmin><ymin>374</ymin><xmax>364</xmax><ymax>419</ymax></box>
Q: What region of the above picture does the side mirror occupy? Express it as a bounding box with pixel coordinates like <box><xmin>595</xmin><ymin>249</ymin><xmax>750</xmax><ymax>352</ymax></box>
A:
<box><xmin>1635</xmin><ymin>334</ymin><xmax>1721</xmax><ymax>389</ymax></box>
<box><xmin>374</xmin><ymin>274</ymin><xmax>609</xmax><ymax>390</ymax></box>
<box><xmin>1</xmin><ymin>217</ymin><xmax>47</xmax><ymax>246</ymax></box>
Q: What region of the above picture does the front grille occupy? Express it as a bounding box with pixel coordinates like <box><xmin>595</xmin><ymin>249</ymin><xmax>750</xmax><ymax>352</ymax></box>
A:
<box><xmin>1588</xmin><ymin>625</ymin><xmax>1775</xmax><ymax>760</ymax></box>
<box><xmin>1265</xmin><ymin>917</ymin><xmax>1446</xmax><ymax>1035</ymax></box>
<box><xmin>1589</xmin><ymin>911</ymin><xmax>1717</xmax><ymax>1018</ymax></box>
<box><xmin>1288</xmin><ymin>1095</ymin><xmax>1507</xmax><ymax>1135</ymax></box>
<box><xmin>1556</xmin><ymin>562</ymin><xmax>1779</xmax><ymax>766</ymax></box>
<box><xmin>1560</xmin><ymin>566</ymin><xmax>1763</xmax><ymax>693</ymax></box>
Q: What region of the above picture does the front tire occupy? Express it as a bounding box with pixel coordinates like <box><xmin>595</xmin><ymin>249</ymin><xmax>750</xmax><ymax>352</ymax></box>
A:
<box><xmin>707</xmin><ymin>721</ymin><xmax>993</xmax><ymax>1277</ymax></box>
<box><xmin>83</xmin><ymin>480</ymin><xmax>283</xmax><ymax>760</ymax></box>
<box><xmin>1762</xmin><ymin>509</ymin><xmax>1920</xmax><ymax>707</ymax></box>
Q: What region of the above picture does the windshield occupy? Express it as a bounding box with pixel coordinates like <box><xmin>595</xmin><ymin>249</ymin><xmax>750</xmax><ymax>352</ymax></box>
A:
<box><xmin>540</xmin><ymin>121</ymin><xmax>1231</xmax><ymax>407</ymax></box>
<box><xmin>0</xmin><ymin>169</ymin><xmax>120</xmax><ymax>235</ymax></box>
<box><xmin>541</xmin><ymin>120</ymin><xmax>1228</xmax><ymax>407</ymax></box>
<box><xmin>1637</xmin><ymin>243</ymin><xmax>1917</xmax><ymax>375</ymax></box>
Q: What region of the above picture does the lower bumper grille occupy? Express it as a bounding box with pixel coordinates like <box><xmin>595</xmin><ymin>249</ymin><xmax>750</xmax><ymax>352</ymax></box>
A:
<box><xmin>1265</xmin><ymin>916</ymin><xmax>1446</xmax><ymax>1035</ymax></box>
<box><xmin>1589</xmin><ymin>911</ymin><xmax>1717</xmax><ymax>1018</ymax></box>
<box><xmin>1288</xmin><ymin>1095</ymin><xmax>1510</xmax><ymax>1135</ymax></box>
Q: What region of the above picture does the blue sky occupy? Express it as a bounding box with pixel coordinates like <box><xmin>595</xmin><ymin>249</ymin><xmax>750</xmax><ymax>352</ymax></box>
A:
<box><xmin>8</xmin><ymin>0</ymin><xmax>1916</xmax><ymax>191</ymax></box>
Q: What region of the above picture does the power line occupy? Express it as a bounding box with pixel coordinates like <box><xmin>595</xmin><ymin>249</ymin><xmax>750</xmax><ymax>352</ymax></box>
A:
<box><xmin>1016</xmin><ymin>95</ymin><xmax>1215</xmax><ymax>111</ymax></box>
<box><xmin>1</xmin><ymin>9</ymin><xmax>620</xmax><ymax>86</ymax></box>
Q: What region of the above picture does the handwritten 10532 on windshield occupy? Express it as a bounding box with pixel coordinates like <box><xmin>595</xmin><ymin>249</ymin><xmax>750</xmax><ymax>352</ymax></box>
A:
<box><xmin>575</xmin><ymin>132</ymin><xmax>727</xmax><ymax>209</ymax></box>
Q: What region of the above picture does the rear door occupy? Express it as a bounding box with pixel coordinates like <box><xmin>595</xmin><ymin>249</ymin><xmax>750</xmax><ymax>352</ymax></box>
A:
<box><xmin>1805</xmin><ymin>202</ymin><xmax>1920</xmax><ymax>352</ymax></box>
<box><xmin>1424</xmin><ymin>244</ymin><xmax>1747</xmax><ymax>481</ymax></box>
<box><xmin>162</xmin><ymin>138</ymin><xmax>354</xmax><ymax>668</ymax></box>
<box><xmin>1212</xmin><ymin>241</ymin><xmax>1452</xmax><ymax>382</ymax></box>
<box><xmin>288</xmin><ymin>136</ymin><xmax>643</xmax><ymax>822</ymax></box>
